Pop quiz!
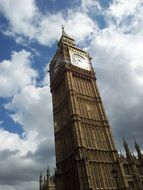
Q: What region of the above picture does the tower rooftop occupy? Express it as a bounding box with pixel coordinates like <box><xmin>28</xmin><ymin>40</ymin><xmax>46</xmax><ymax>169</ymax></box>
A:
<box><xmin>61</xmin><ymin>26</ymin><xmax>72</xmax><ymax>39</ymax></box>
<box><xmin>58</xmin><ymin>26</ymin><xmax>75</xmax><ymax>46</ymax></box>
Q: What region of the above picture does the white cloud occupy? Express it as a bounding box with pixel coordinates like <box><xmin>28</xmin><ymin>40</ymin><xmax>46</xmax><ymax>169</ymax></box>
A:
<box><xmin>108</xmin><ymin>0</ymin><xmax>140</xmax><ymax>20</ymax></box>
<box><xmin>5</xmin><ymin>84</ymin><xmax>53</xmax><ymax>139</ymax></box>
<box><xmin>0</xmin><ymin>0</ymin><xmax>37</xmax><ymax>38</ymax></box>
<box><xmin>0</xmin><ymin>50</ymin><xmax>37</xmax><ymax>97</ymax></box>
<box><xmin>0</xmin><ymin>128</ymin><xmax>37</xmax><ymax>156</ymax></box>
<box><xmin>35</xmin><ymin>13</ymin><xmax>64</xmax><ymax>46</ymax></box>
<box><xmin>0</xmin><ymin>0</ymin><xmax>36</xmax><ymax>20</ymax></box>
<box><xmin>86</xmin><ymin>0</ymin><xmax>143</xmax><ymax>147</ymax></box>
<box><xmin>89</xmin><ymin>27</ymin><xmax>143</xmax><ymax>98</ymax></box>
<box><xmin>0</xmin><ymin>46</ymin><xmax>54</xmax><ymax>189</ymax></box>
<box><xmin>0</xmin><ymin>80</ymin><xmax>54</xmax><ymax>190</ymax></box>
<box><xmin>81</xmin><ymin>0</ymin><xmax>102</xmax><ymax>13</ymax></box>
<box><xmin>65</xmin><ymin>11</ymin><xmax>97</xmax><ymax>44</ymax></box>
<box><xmin>36</xmin><ymin>11</ymin><xmax>97</xmax><ymax>46</ymax></box>
<box><xmin>107</xmin><ymin>0</ymin><xmax>143</xmax><ymax>35</ymax></box>
<box><xmin>0</xmin><ymin>0</ymin><xmax>97</xmax><ymax>46</ymax></box>
<box><xmin>0</xmin><ymin>49</ymin><xmax>53</xmax><ymax>188</ymax></box>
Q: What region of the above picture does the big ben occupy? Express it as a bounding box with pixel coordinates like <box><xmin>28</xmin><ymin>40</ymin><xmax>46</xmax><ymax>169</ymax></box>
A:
<box><xmin>49</xmin><ymin>28</ymin><xmax>127</xmax><ymax>190</ymax></box>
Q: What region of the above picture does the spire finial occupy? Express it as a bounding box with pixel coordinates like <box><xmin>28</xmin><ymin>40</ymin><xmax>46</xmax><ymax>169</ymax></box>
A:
<box><xmin>123</xmin><ymin>138</ymin><xmax>129</xmax><ymax>152</ymax></box>
<box><xmin>133</xmin><ymin>136</ymin><xmax>136</xmax><ymax>143</ymax></box>
<box><xmin>39</xmin><ymin>172</ymin><xmax>43</xmax><ymax>190</ymax></box>
<box><xmin>62</xmin><ymin>25</ymin><xmax>64</xmax><ymax>34</ymax></box>
<box><xmin>133</xmin><ymin>137</ymin><xmax>139</xmax><ymax>149</ymax></box>
<box><xmin>44</xmin><ymin>176</ymin><xmax>46</xmax><ymax>185</ymax></box>
<box><xmin>133</xmin><ymin>137</ymin><xmax>140</xmax><ymax>151</ymax></box>
<box><xmin>132</xmin><ymin>151</ymin><xmax>135</xmax><ymax>156</ymax></box>
<box><xmin>58</xmin><ymin>25</ymin><xmax>75</xmax><ymax>46</ymax></box>
<box><xmin>119</xmin><ymin>150</ymin><xmax>122</xmax><ymax>155</ymax></box>
<box><xmin>47</xmin><ymin>166</ymin><xmax>50</xmax><ymax>178</ymax></box>
<box><xmin>123</xmin><ymin>137</ymin><xmax>127</xmax><ymax>147</ymax></box>
<box><xmin>40</xmin><ymin>172</ymin><xmax>42</xmax><ymax>180</ymax></box>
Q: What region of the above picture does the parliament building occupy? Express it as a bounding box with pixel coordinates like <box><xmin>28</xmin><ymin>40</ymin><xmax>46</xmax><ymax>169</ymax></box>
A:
<box><xmin>39</xmin><ymin>29</ymin><xmax>143</xmax><ymax>190</ymax></box>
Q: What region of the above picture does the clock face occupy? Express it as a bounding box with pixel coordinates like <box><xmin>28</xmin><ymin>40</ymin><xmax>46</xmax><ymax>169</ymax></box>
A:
<box><xmin>72</xmin><ymin>54</ymin><xmax>85</xmax><ymax>66</ymax></box>
<box><xmin>71</xmin><ymin>53</ymin><xmax>91</xmax><ymax>70</ymax></box>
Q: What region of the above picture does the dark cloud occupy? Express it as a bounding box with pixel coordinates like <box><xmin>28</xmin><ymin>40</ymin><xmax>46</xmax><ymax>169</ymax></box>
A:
<box><xmin>25</xmin><ymin>139</ymin><xmax>55</xmax><ymax>165</ymax></box>
<box><xmin>0</xmin><ymin>140</ymin><xmax>55</xmax><ymax>187</ymax></box>
<box><xmin>91</xmin><ymin>46</ymin><xmax>143</xmax><ymax>152</ymax></box>
<box><xmin>0</xmin><ymin>149</ymin><xmax>19</xmax><ymax>159</ymax></box>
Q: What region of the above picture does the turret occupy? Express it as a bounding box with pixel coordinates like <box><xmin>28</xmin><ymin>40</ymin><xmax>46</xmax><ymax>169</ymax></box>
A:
<box><xmin>123</xmin><ymin>138</ymin><xmax>134</xmax><ymax>163</ymax></box>
<box><xmin>58</xmin><ymin>26</ymin><xmax>75</xmax><ymax>47</ymax></box>
<box><xmin>134</xmin><ymin>140</ymin><xmax>143</xmax><ymax>164</ymax></box>
<box><xmin>47</xmin><ymin>166</ymin><xmax>50</xmax><ymax>186</ymax></box>
<box><xmin>44</xmin><ymin>176</ymin><xmax>46</xmax><ymax>188</ymax></box>
<box><xmin>39</xmin><ymin>172</ymin><xmax>42</xmax><ymax>190</ymax></box>
<box><xmin>123</xmin><ymin>139</ymin><xmax>143</xmax><ymax>189</ymax></box>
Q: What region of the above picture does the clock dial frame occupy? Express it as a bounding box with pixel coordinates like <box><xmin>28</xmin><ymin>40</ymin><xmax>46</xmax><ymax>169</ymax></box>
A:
<box><xmin>72</xmin><ymin>54</ymin><xmax>85</xmax><ymax>66</ymax></box>
<box><xmin>70</xmin><ymin>52</ymin><xmax>91</xmax><ymax>71</ymax></box>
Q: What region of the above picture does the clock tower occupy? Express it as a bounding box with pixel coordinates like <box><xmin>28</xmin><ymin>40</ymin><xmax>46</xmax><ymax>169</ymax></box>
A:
<box><xmin>49</xmin><ymin>28</ymin><xmax>127</xmax><ymax>190</ymax></box>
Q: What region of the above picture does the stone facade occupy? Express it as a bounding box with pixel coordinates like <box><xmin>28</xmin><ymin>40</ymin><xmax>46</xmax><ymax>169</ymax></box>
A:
<box><xmin>39</xmin><ymin>140</ymin><xmax>143</xmax><ymax>190</ymax></box>
<box><xmin>39</xmin><ymin>29</ymin><xmax>143</xmax><ymax>190</ymax></box>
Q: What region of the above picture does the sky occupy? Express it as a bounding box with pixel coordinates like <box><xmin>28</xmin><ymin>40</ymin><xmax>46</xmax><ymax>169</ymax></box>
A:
<box><xmin>0</xmin><ymin>0</ymin><xmax>143</xmax><ymax>189</ymax></box>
